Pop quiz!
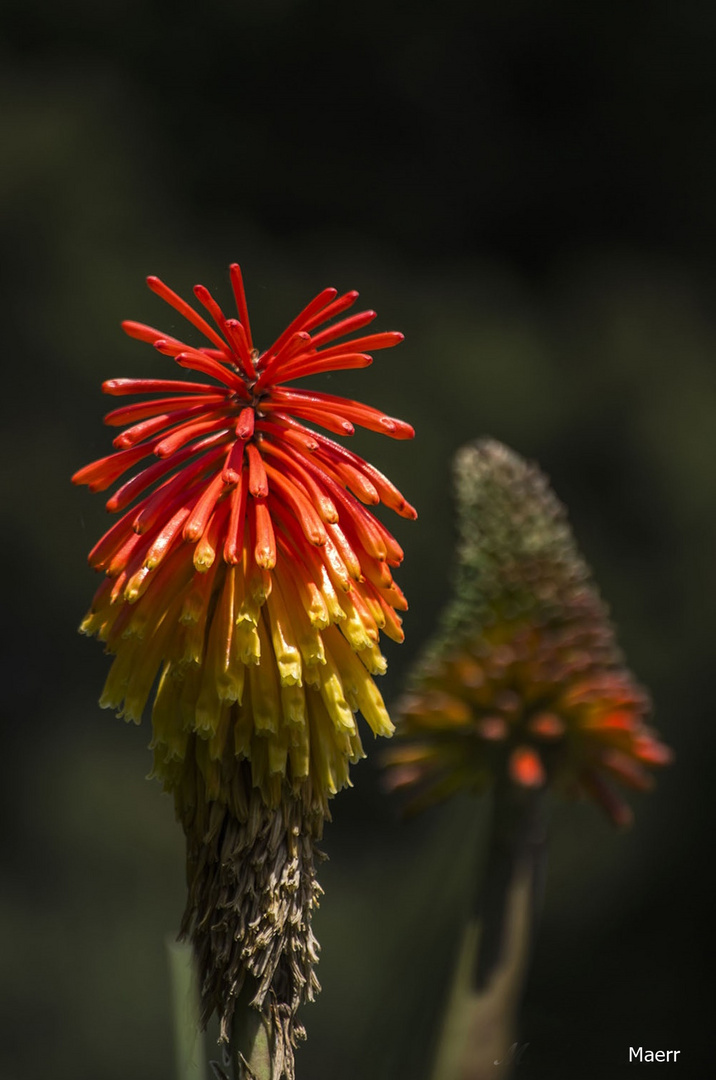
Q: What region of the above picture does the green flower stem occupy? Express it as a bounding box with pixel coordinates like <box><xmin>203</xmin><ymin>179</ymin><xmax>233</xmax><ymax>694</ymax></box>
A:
<box><xmin>167</xmin><ymin>939</ymin><xmax>207</xmax><ymax>1080</ymax></box>
<box><xmin>229</xmin><ymin>980</ymin><xmax>274</xmax><ymax>1080</ymax></box>
<box><xmin>430</xmin><ymin>784</ymin><xmax>546</xmax><ymax>1080</ymax></box>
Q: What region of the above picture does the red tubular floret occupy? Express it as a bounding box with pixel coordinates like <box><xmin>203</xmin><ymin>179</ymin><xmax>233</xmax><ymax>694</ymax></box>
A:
<box><xmin>254</xmin><ymin>499</ymin><xmax>277</xmax><ymax>570</ymax></box>
<box><xmin>103</xmin><ymin>377</ymin><xmax>218</xmax><ymax>396</ymax></box>
<box><xmin>72</xmin><ymin>437</ymin><xmax>163</xmax><ymax>492</ymax></box>
<box><xmin>113</xmin><ymin>401</ymin><xmax>230</xmax><ymax>449</ymax></box>
<box><xmin>132</xmin><ymin>460</ymin><xmax>224</xmax><ymax>535</ymax></box>
<box><xmin>260</xmin><ymin>398</ymin><xmax>355</xmax><ymax>437</ymax></box>
<box><xmin>263</xmin><ymin>463</ymin><xmax>327</xmax><ymax>547</ymax></box>
<box><xmin>308</xmin><ymin>310</ymin><xmax>377</xmax><ymax>349</ymax></box>
<box><xmin>246</xmin><ymin>443</ymin><xmax>269</xmax><ymax>498</ymax></box>
<box><xmin>229</xmin><ymin>263</ymin><xmax>253</xmax><ymax>351</ymax></box>
<box><xmin>105</xmin><ymin>393</ymin><xmax>228</xmax><ymax>428</ymax></box>
<box><xmin>105</xmin><ymin>432</ymin><xmax>231</xmax><ymax>513</ymax></box>
<box><xmin>264</xmin><ymin>287</ymin><xmax>338</xmax><ymax>357</ymax></box>
<box><xmin>277</xmin><ymin>352</ymin><xmax>373</xmax><ymax>382</ymax></box>
<box><xmin>300</xmin><ymin>290</ymin><xmax>359</xmax><ymax>333</ymax></box>
<box><xmin>224</xmin><ymin>473</ymin><xmax>248</xmax><ymax>565</ymax></box>
<box><xmin>146</xmin><ymin>276</ymin><xmax>229</xmax><ymax>352</ymax></box>
<box><xmin>154</xmin><ymin>415</ymin><xmax>234</xmax><ymax>459</ymax></box>
<box><xmin>183</xmin><ymin>470</ymin><xmax>228</xmax><ymax>543</ymax></box>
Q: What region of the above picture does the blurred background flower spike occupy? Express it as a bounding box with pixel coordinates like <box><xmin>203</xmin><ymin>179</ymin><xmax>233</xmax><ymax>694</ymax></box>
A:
<box><xmin>384</xmin><ymin>438</ymin><xmax>671</xmax><ymax>1079</ymax></box>
<box><xmin>386</xmin><ymin>438</ymin><xmax>671</xmax><ymax>826</ymax></box>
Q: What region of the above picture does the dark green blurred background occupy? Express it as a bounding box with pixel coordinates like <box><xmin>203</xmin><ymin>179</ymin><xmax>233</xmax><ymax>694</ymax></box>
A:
<box><xmin>1</xmin><ymin>2</ymin><xmax>714</xmax><ymax>1077</ymax></box>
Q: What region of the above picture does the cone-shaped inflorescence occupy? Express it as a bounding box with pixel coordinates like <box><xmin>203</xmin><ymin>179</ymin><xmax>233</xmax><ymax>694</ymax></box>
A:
<box><xmin>385</xmin><ymin>439</ymin><xmax>670</xmax><ymax>825</ymax></box>
<box><xmin>74</xmin><ymin>264</ymin><xmax>415</xmax><ymax>1076</ymax></box>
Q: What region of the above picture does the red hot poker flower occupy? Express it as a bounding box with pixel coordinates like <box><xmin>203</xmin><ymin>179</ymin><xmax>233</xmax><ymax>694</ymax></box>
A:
<box><xmin>73</xmin><ymin>266</ymin><xmax>415</xmax><ymax>1055</ymax></box>
<box><xmin>73</xmin><ymin>265</ymin><xmax>415</xmax><ymax>814</ymax></box>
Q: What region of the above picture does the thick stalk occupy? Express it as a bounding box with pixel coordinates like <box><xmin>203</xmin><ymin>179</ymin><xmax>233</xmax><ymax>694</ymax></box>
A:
<box><xmin>429</xmin><ymin>783</ymin><xmax>547</xmax><ymax>1080</ymax></box>
<box><xmin>167</xmin><ymin>938</ymin><xmax>207</xmax><ymax>1080</ymax></box>
<box><xmin>229</xmin><ymin>979</ymin><xmax>274</xmax><ymax>1080</ymax></box>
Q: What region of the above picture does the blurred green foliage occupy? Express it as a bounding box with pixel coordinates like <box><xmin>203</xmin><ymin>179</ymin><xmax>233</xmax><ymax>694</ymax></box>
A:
<box><xmin>1</xmin><ymin>1</ymin><xmax>714</xmax><ymax>1077</ymax></box>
